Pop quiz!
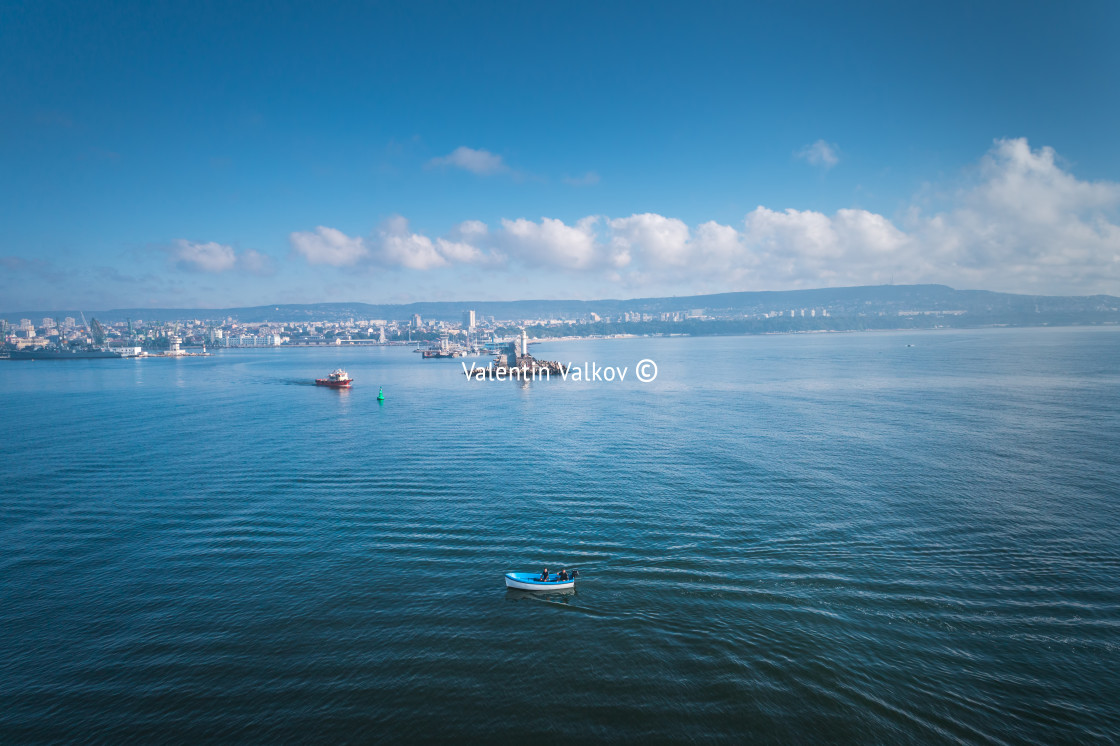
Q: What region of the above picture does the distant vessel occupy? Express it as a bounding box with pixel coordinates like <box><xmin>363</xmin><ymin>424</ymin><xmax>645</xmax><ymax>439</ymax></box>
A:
<box><xmin>315</xmin><ymin>369</ymin><xmax>353</xmax><ymax>388</ymax></box>
<box><xmin>6</xmin><ymin>347</ymin><xmax>123</xmax><ymax>360</ymax></box>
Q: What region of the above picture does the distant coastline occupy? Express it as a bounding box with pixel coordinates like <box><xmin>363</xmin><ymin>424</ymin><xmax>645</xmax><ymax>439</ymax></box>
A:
<box><xmin>6</xmin><ymin>284</ymin><xmax>1118</xmax><ymax>357</ymax></box>
<box><xmin>5</xmin><ymin>284</ymin><xmax>1118</xmax><ymax>325</ymax></box>
<box><xmin>513</xmin><ymin>322</ymin><xmax>1120</xmax><ymax>345</ymax></box>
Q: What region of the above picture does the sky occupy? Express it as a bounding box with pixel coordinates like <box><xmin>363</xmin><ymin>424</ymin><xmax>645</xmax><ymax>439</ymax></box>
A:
<box><xmin>2</xmin><ymin>0</ymin><xmax>1119</xmax><ymax>311</ymax></box>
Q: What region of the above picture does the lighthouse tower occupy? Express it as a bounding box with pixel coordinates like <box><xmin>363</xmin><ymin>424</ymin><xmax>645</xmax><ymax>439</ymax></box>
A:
<box><xmin>520</xmin><ymin>328</ymin><xmax>529</xmax><ymax>359</ymax></box>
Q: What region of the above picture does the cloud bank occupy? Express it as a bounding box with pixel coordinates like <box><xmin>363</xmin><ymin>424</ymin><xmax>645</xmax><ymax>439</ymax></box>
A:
<box><xmin>287</xmin><ymin>139</ymin><xmax>1119</xmax><ymax>295</ymax></box>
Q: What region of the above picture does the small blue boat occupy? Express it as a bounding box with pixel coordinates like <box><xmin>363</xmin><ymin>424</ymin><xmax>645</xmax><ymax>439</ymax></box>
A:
<box><xmin>505</xmin><ymin>571</ymin><xmax>578</xmax><ymax>591</ymax></box>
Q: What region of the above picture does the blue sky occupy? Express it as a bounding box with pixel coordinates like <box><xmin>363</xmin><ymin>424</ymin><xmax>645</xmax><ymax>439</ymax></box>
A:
<box><xmin>2</xmin><ymin>1</ymin><xmax>1119</xmax><ymax>311</ymax></box>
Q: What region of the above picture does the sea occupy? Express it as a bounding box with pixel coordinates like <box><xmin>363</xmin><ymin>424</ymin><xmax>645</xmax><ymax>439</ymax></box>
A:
<box><xmin>2</xmin><ymin>327</ymin><xmax>1118</xmax><ymax>743</ymax></box>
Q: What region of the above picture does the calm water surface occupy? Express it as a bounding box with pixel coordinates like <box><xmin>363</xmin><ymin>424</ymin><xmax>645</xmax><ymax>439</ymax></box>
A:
<box><xmin>2</xmin><ymin>328</ymin><xmax>1119</xmax><ymax>743</ymax></box>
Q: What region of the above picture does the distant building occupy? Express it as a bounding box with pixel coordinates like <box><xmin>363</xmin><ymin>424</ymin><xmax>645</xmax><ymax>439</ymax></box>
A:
<box><xmin>412</xmin><ymin>314</ymin><xmax>422</xmax><ymax>329</ymax></box>
<box><xmin>107</xmin><ymin>343</ymin><xmax>143</xmax><ymax>357</ymax></box>
<box><xmin>232</xmin><ymin>334</ymin><xmax>281</xmax><ymax>347</ymax></box>
<box><xmin>463</xmin><ymin>309</ymin><xmax>476</xmax><ymax>331</ymax></box>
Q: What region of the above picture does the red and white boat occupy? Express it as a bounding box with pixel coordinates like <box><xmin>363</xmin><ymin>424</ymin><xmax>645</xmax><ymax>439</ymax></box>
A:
<box><xmin>315</xmin><ymin>369</ymin><xmax>353</xmax><ymax>388</ymax></box>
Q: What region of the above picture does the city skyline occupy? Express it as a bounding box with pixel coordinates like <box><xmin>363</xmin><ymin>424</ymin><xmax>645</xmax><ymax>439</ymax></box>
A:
<box><xmin>3</xmin><ymin>1</ymin><xmax>1119</xmax><ymax>311</ymax></box>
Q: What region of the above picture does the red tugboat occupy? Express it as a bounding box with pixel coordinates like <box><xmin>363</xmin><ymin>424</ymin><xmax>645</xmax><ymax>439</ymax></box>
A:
<box><xmin>315</xmin><ymin>369</ymin><xmax>353</xmax><ymax>388</ymax></box>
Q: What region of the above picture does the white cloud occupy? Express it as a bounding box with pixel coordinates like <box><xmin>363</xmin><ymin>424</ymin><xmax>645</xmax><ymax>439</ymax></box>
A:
<box><xmin>237</xmin><ymin>249</ymin><xmax>276</xmax><ymax>276</ymax></box>
<box><xmin>172</xmin><ymin>240</ymin><xmax>237</xmax><ymax>273</ymax></box>
<box><xmin>833</xmin><ymin>209</ymin><xmax>908</xmax><ymax>255</ymax></box>
<box><xmin>288</xmin><ymin>218</ymin><xmax>505</xmax><ymax>271</ymax></box>
<box><xmin>380</xmin><ymin>233</ymin><xmax>447</xmax><ymax>270</ymax></box>
<box><xmin>436</xmin><ymin>220</ymin><xmax>505</xmax><ymax>265</ymax></box>
<box><xmin>743</xmin><ymin>207</ymin><xmax>837</xmax><ymax>258</ymax></box>
<box><xmin>908</xmin><ymin>137</ymin><xmax>1120</xmax><ymax>291</ymax></box>
<box><xmin>289</xmin><ymin>226</ymin><xmax>369</xmax><ymax>266</ymax></box>
<box><xmin>427</xmin><ymin>146</ymin><xmax>508</xmax><ymax>175</ymax></box>
<box><xmin>170</xmin><ymin>240</ymin><xmax>278</xmax><ymax>276</ymax></box>
<box><xmin>499</xmin><ymin>216</ymin><xmax>603</xmax><ymax>270</ymax></box>
<box><xmin>609</xmin><ymin>213</ymin><xmax>691</xmax><ymax>267</ymax></box>
<box><xmin>796</xmin><ymin>139</ymin><xmax>839</xmax><ymax>169</ymax></box>
<box><xmin>449</xmin><ymin>219</ymin><xmax>489</xmax><ymax>242</ymax></box>
<box><xmin>169</xmin><ymin>240</ymin><xmax>280</xmax><ymax>277</ymax></box>
<box><xmin>692</xmin><ymin>220</ymin><xmax>745</xmax><ymax>264</ymax></box>
<box><xmin>435</xmin><ymin>239</ymin><xmax>485</xmax><ymax>263</ymax></box>
<box><xmin>740</xmin><ymin>206</ymin><xmax>909</xmax><ymax>287</ymax></box>
<box><xmin>374</xmin><ymin>216</ymin><xmax>447</xmax><ymax>270</ymax></box>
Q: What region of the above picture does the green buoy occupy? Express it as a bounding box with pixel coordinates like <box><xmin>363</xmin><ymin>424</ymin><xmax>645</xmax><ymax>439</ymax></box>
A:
<box><xmin>377</xmin><ymin>386</ymin><xmax>385</xmax><ymax>401</ymax></box>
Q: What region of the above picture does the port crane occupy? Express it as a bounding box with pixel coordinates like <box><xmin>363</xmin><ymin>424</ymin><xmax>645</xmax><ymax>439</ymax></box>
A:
<box><xmin>77</xmin><ymin>312</ymin><xmax>106</xmax><ymax>346</ymax></box>
<box><xmin>89</xmin><ymin>318</ymin><xmax>107</xmax><ymax>346</ymax></box>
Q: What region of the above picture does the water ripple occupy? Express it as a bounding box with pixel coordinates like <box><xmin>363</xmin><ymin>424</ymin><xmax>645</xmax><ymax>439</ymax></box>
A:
<box><xmin>2</xmin><ymin>329</ymin><xmax>1119</xmax><ymax>742</ymax></box>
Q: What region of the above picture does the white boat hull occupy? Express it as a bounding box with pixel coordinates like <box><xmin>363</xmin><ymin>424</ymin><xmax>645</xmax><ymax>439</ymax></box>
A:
<box><xmin>504</xmin><ymin>573</ymin><xmax>576</xmax><ymax>591</ymax></box>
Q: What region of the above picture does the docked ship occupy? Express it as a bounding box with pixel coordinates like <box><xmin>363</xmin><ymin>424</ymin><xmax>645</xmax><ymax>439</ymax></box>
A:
<box><xmin>6</xmin><ymin>346</ymin><xmax>123</xmax><ymax>360</ymax></box>
<box><xmin>422</xmin><ymin>347</ymin><xmax>464</xmax><ymax>358</ymax></box>
<box><xmin>315</xmin><ymin>369</ymin><xmax>353</xmax><ymax>387</ymax></box>
<box><xmin>419</xmin><ymin>334</ymin><xmax>471</xmax><ymax>358</ymax></box>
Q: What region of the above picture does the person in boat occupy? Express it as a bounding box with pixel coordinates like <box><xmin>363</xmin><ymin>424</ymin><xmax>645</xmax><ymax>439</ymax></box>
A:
<box><xmin>539</xmin><ymin>568</ymin><xmax>549</xmax><ymax>581</ymax></box>
<box><xmin>558</xmin><ymin>569</ymin><xmax>569</xmax><ymax>581</ymax></box>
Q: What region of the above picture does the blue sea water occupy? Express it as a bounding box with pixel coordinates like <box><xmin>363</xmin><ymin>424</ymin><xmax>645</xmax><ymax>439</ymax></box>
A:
<box><xmin>2</xmin><ymin>328</ymin><xmax>1119</xmax><ymax>743</ymax></box>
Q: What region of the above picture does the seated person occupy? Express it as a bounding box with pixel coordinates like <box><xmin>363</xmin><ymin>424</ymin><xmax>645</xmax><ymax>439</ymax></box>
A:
<box><xmin>558</xmin><ymin>569</ymin><xmax>569</xmax><ymax>581</ymax></box>
<box><xmin>539</xmin><ymin>568</ymin><xmax>549</xmax><ymax>581</ymax></box>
